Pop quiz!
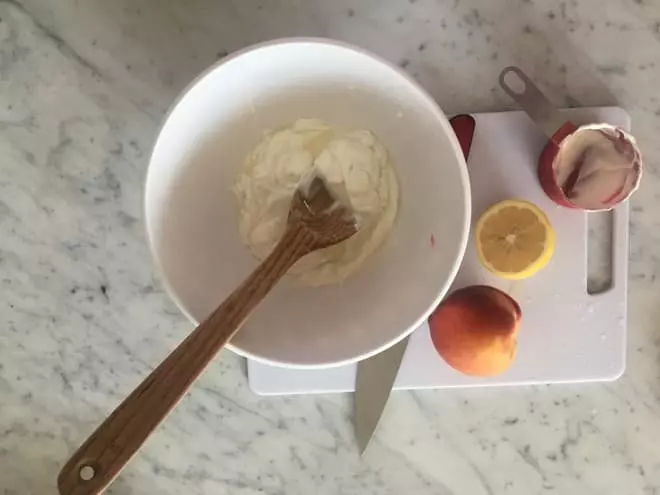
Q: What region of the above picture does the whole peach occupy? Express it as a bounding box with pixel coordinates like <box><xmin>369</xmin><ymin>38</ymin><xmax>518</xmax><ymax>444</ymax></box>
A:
<box><xmin>429</xmin><ymin>285</ymin><xmax>522</xmax><ymax>377</ymax></box>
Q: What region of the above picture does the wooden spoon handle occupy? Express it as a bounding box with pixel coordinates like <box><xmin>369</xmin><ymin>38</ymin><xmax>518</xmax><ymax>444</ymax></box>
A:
<box><xmin>58</xmin><ymin>227</ymin><xmax>313</xmax><ymax>495</ymax></box>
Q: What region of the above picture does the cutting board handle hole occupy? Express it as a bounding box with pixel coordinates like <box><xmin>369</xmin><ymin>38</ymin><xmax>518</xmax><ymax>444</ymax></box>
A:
<box><xmin>587</xmin><ymin>209</ymin><xmax>614</xmax><ymax>295</ymax></box>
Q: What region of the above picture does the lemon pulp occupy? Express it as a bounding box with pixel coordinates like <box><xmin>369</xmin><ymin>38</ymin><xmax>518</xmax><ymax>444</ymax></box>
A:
<box><xmin>475</xmin><ymin>199</ymin><xmax>555</xmax><ymax>280</ymax></box>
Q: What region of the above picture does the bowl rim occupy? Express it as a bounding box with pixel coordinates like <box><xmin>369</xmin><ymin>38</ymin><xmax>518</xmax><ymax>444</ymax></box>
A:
<box><xmin>144</xmin><ymin>37</ymin><xmax>471</xmax><ymax>369</ymax></box>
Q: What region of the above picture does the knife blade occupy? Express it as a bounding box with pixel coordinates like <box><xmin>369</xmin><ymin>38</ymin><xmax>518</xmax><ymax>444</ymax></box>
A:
<box><xmin>354</xmin><ymin>335</ymin><xmax>410</xmax><ymax>454</ymax></box>
<box><xmin>353</xmin><ymin>114</ymin><xmax>476</xmax><ymax>454</ymax></box>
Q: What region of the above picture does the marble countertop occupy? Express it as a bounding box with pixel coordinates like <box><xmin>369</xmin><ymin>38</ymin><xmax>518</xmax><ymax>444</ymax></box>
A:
<box><xmin>2</xmin><ymin>0</ymin><xmax>660</xmax><ymax>494</ymax></box>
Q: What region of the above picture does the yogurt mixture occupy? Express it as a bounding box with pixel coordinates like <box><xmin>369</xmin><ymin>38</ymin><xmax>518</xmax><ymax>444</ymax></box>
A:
<box><xmin>233</xmin><ymin>118</ymin><xmax>399</xmax><ymax>286</ymax></box>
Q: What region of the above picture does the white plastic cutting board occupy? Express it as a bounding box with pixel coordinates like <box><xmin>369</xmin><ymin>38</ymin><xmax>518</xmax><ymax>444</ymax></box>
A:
<box><xmin>247</xmin><ymin>107</ymin><xmax>630</xmax><ymax>395</ymax></box>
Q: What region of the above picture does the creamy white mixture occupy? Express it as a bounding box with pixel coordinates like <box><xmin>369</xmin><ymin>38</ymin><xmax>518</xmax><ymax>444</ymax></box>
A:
<box><xmin>554</xmin><ymin>125</ymin><xmax>641</xmax><ymax>209</ymax></box>
<box><xmin>233</xmin><ymin>118</ymin><xmax>399</xmax><ymax>286</ymax></box>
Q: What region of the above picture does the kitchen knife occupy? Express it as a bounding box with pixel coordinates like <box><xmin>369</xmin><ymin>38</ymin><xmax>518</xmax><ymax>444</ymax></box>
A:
<box><xmin>353</xmin><ymin>114</ymin><xmax>476</xmax><ymax>454</ymax></box>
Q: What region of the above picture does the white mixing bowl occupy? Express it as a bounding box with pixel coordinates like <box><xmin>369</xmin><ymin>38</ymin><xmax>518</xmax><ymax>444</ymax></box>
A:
<box><xmin>145</xmin><ymin>38</ymin><xmax>470</xmax><ymax>368</ymax></box>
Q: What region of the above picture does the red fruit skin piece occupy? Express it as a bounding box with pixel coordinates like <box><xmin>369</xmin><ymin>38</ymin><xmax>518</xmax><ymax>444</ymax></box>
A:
<box><xmin>450</xmin><ymin>114</ymin><xmax>475</xmax><ymax>161</ymax></box>
<box><xmin>537</xmin><ymin>121</ymin><xmax>579</xmax><ymax>208</ymax></box>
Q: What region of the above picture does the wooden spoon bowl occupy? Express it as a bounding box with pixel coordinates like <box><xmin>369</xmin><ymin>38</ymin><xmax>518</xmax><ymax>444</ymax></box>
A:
<box><xmin>58</xmin><ymin>176</ymin><xmax>356</xmax><ymax>495</ymax></box>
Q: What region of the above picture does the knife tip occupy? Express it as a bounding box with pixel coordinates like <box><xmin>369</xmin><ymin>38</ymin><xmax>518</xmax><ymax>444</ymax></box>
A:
<box><xmin>354</xmin><ymin>419</ymin><xmax>372</xmax><ymax>455</ymax></box>
<box><xmin>357</xmin><ymin>438</ymin><xmax>371</xmax><ymax>456</ymax></box>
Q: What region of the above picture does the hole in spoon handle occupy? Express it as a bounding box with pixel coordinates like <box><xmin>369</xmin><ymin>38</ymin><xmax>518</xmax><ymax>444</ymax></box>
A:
<box><xmin>58</xmin><ymin>457</ymin><xmax>108</xmax><ymax>495</ymax></box>
<box><xmin>499</xmin><ymin>66</ymin><xmax>568</xmax><ymax>139</ymax></box>
<box><xmin>78</xmin><ymin>464</ymin><xmax>96</xmax><ymax>481</ymax></box>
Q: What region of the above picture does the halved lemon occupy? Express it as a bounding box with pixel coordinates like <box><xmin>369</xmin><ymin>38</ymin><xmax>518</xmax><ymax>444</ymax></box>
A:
<box><xmin>475</xmin><ymin>199</ymin><xmax>555</xmax><ymax>280</ymax></box>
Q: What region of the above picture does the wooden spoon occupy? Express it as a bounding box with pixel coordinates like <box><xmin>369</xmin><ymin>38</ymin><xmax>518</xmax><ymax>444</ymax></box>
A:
<box><xmin>58</xmin><ymin>176</ymin><xmax>357</xmax><ymax>495</ymax></box>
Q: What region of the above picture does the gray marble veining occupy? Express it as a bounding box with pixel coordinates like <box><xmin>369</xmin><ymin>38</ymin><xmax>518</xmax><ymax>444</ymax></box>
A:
<box><xmin>2</xmin><ymin>0</ymin><xmax>660</xmax><ymax>494</ymax></box>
